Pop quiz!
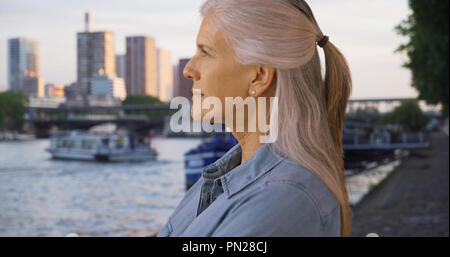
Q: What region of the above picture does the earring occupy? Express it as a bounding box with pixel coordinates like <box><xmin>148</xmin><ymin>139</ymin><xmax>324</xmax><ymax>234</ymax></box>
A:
<box><xmin>251</xmin><ymin>90</ymin><xmax>256</xmax><ymax>96</ymax></box>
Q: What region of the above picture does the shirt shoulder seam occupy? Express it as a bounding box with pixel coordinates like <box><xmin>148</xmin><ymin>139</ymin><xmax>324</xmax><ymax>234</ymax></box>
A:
<box><xmin>266</xmin><ymin>162</ymin><xmax>340</xmax><ymax>216</ymax></box>
<box><xmin>264</xmin><ymin>179</ymin><xmax>326</xmax><ymax>227</ymax></box>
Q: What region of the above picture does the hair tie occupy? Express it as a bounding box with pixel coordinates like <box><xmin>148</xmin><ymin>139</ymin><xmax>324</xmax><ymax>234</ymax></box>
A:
<box><xmin>317</xmin><ymin>35</ymin><xmax>329</xmax><ymax>48</ymax></box>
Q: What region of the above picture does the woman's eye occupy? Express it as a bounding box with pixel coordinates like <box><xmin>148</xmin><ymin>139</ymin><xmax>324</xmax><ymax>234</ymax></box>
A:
<box><xmin>201</xmin><ymin>49</ymin><xmax>209</xmax><ymax>57</ymax></box>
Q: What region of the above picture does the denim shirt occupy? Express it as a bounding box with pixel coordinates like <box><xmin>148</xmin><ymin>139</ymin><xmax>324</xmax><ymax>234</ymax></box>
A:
<box><xmin>156</xmin><ymin>143</ymin><xmax>341</xmax><ymax>237</ymax></box>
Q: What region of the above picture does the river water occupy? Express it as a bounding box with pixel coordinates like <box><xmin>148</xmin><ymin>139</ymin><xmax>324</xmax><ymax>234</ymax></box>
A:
<box><xmin>0</xmin><ymin>137</ymin><xmax>402</xmax><ymax>236</ymax></box>
<box><xmin>0</xmin><ymin>137</ymin><xmax>201</xmax><ymax>236</ymax></box>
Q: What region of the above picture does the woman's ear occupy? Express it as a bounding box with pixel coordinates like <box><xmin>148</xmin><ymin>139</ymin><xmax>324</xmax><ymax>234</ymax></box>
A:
<box><xmin>248</xmin><ymin>64</ymin><xmax>276</xmax><ymax>97</ymax></box>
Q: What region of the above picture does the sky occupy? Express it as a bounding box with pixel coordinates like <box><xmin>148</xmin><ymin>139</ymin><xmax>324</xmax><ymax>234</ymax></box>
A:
<box><xmin>0</xmin><ymin>0</ymin><xmax>417</xmax><ymax>99</ymax></box>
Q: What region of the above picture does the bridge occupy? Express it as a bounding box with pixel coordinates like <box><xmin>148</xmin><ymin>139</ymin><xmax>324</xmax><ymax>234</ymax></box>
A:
<box><xmin>26</xmin><ymin>103</ymin><xmax>173</xmax><ymax>137</ymax></box>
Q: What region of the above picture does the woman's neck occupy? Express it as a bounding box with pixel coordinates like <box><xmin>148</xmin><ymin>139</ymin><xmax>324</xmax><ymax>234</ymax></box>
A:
<box><xmin>229</xmin><ymin>86</ymin><xmax>275</xmax><ymax>165</ymax></box>
<box><xmin>232</xmin><ymin>131</ymin><xmax>265</xmax><ymax>165</ymax></box>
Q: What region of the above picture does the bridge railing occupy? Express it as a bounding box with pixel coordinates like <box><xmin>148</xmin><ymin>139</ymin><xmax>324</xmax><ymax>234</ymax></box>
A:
<box><xmin>343</xmin><ymin>131</ymin><xmax>430</xmax><ymax>150</ymax></box>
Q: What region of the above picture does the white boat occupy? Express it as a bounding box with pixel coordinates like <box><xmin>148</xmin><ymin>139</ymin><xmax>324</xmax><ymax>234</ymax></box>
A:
<box><xmin>46</xmin><ymin>124</ymin><xmax>157</xmax><ymax>162</ymax></box>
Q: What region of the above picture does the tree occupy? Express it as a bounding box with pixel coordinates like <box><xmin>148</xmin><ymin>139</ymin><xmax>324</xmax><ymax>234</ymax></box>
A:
<box><xmin>122</xmin><ymin>94</ymin><xmax>165</xmax><ymax>116</ymax></box>
<box><xmin>0</xmin><ymin>91</ymin><xmax>28</xmax><ymax>131</ymax></box>
<box><xmin>379</xmin><ymin>99</ymin><xmax>431</xmax><ymax>132</ymax></box>
<box><xmin>122</xmin><ymin>94</ymin><xmax>162</xmax><ymax>105</ymax></box>
<box><xmin>395</xmin><ymin>0</ymin><xmax>449</xmax><ymax>117</ymax></box>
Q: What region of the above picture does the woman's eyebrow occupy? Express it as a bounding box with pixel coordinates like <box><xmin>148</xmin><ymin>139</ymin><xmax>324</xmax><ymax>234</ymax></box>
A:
<box><xmin>197</xmin><ymin>43</ymin><xmax>215</xmax><ymax>52</ymax></box>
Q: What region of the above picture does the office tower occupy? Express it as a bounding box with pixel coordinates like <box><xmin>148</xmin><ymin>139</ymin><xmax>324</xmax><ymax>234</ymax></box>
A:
<box><xmin>8</xmin><ymin>37</ymin><xmax>41</xmax><ymax>95</ymax></box>
<box><xmin>91</xmin><ymin>71</ymin><xmax>126</xmax><ymax>101</ymax></box>
<box><xmin>174</xmin><ymin>58</ymin><xmax>192</xmax><ymax>99</ymax></box>
<box><xmin>125</xmin><ymin>36</ymin><xmax>157</xmax><ymax>97</ymax></box>
<box><xmin>115</xmin><ymin>55</ymin><xmax>126</xmax><ymax>79</ymax></box>
<box><xmin>157</xmin><ymin>48</ymin><xmax>173</xmax><ymax>102</ymax></box>
<box><xmin>45</xmin><ymin>83</ymin><xmax>65</xmax><ymax>98</ymax></box>
<box><xmin>22</xmin><ymin>73</ymin><xmax>44</xmax><ymax>97</ymax></box>
<box><xmin>64</xmin><ymin>82</ymin><xmax>78</xmax><ymax>100</ymax></box>
<box><xmin>77</xmin><ymin>12</ymin><xmax>115</xmax><ymax>96</ymax></box>
<box><xmin>173</xmin><ymin>64</ymin><xmax>179</xmax><ymax>99</ymax></box>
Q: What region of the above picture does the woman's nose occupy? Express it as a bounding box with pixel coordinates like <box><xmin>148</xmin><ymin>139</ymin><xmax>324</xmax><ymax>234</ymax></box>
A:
<box><xmin>183</xmin><ymin>60</ymin><xmax>199</xmax><ymax>81</ymax></box>
<box><xmin>183</xmin><ymin>68</ymin><xmax>193</xmax><ymax>80</ymax></box>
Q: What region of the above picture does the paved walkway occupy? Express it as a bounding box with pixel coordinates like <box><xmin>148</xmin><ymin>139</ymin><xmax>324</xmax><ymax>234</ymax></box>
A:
<box><xmin>351</xmin><ymin>131</ymin><xmax>449</xmax><ymax>237</ymax></box>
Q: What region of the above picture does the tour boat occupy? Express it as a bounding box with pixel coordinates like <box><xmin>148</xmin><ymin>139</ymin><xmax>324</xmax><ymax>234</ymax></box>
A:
<box><xmin>46</xmin><ymin>124</ymin><xmax>157</xmax><ymax>162</ymax></box>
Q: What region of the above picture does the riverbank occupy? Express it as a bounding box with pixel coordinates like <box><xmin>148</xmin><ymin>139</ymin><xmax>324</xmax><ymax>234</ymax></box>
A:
<box><xmin>351</xmin><ymin>131</ymin><xmax>449</xmax><ymax>236</ymax></box>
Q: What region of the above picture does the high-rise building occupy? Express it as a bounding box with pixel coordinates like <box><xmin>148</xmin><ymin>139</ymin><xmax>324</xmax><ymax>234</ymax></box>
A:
<box><xmin>125</xmin><ymin>36</ymin><xmax>157</xmax><ymax>97</ymax></box>
<box><xmin>45</xmin><ymin>83</ymin><xmax>65</xmax><ymax>98</ymax></box>
<box><xmin>115</xmin><ymin>54</ymin><xmax>126</xmax><ymax>79</ymax></box>
<box><xmin>64</xmin><ymin>82</ymin><xmax>78</xmax><ymax>100</ymax></box>
<box><xmin>174</xmin><ymin>58</ymin><xmax>192</xmax><ymax>99</ymax></box>
<box><xmin>8</xmin><ymin>37</ymin><xmax>42</xmax><ymax>95</ymax></box>
<box><xmin>91</xmin><ymin>72</ymin><xmax>126</xmax><ymax>101</ymax></box>
<box><xmin>157</xmin><ymin>48</ymin><xmax>173</xmax><ymax>102</ymax></box>
<box><xmin>77</xmin><ymin>13</ymin><xmax>115</xmax><ymax>96</ymax></box>
<box><xmin>172</xmin><ymin>63</ymin><xmax>179</xmax><ymax>98</ymax></box>
<box><xmin>22</xmin><ymin>73</ymin><xmax>44</xmax><ymax>97</ymax></box>
<box><xmin>173</xmin><ymin>64</ymin><xmax>179</xmax><ymax>98</ymax></box>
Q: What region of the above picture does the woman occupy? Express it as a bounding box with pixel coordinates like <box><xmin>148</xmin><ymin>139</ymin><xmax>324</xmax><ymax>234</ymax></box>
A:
<box><xmin>157</xmin><ymin>0</ymin><xmax>352</xmax><ymax>237</ymax></box>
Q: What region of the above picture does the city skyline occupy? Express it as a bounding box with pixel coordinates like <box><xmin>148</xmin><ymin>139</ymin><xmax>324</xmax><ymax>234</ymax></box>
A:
<box><xmin>0</xmin><ymin>0</ymin><xmax>417</xmax><ymax>99</ymax></box>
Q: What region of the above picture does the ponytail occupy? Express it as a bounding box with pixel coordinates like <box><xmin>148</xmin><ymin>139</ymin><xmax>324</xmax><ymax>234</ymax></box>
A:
<box><xmin>322</xmin><ymin>40</ymin><xmax>353</xmax><ymax>237</ymax></box>
<box><xmin>322</xmin><ymin>41</ymin><xmax>352</xmax><ymax>170</ymax></box>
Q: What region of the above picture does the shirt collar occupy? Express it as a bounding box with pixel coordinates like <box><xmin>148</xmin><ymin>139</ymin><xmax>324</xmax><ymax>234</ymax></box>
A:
<box><xmin>201</xmin><ymin>142</ymin><xmax>287</xmax><ymax>198</ymax></box>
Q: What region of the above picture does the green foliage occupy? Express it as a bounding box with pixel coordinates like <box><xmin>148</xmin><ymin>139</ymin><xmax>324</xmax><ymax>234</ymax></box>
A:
<box><xmin>395</xmin><ymin>0</ymin><xmax>449</xmax><ymax>117</ymax></box>
<box><xmin>122</xmin><ymin>94</ymin><xmax>162</xmax><ymax>105</ymax></box>
<box><xmin>0</xmin><ymin>91</ymin><xmax>28</xmax><ymax>131</ymax></box>
<box><xmin>122</xmin><ymin>94</ymin><xmax>171</xmax><ymax>117</ymax></box>
<box><xmin>379</xmin><ymin>99</ymin><xmax>431</xmax><ymax>131</ymax></box>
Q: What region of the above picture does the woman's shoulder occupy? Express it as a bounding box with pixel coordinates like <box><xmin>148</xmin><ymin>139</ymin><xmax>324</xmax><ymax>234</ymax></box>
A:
<box><xmin>264</xmin><ymin>157</ymin><xmax>339</xmax><ymax>217</ymax></box>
